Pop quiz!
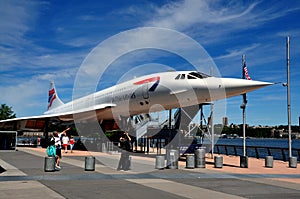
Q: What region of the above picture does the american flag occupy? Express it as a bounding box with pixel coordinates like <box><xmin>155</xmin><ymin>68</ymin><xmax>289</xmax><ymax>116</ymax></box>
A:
<box><xmin>243</xmin><ymin>63</ymin><xmax>252</xmax><ymax>80</ymax></box>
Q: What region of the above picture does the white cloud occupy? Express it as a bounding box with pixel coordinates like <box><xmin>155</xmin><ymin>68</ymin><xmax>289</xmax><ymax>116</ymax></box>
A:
<box><xmin>215</xmin><ymin>44</ymin><xmax>261</xmax><ymax>61</ymax></box>
<box><xmin>0</xmin><ymin>67</ymin><xmax>77</xmax><ymax>117</ymax></box>
<box><xmin>146</xmin><ymin>0</ymin><xmax>300</xmax><ymax>46</ymax></box>
<box><xmin>0</xmin><ymin>1</ymin><xmax>32</xmax><ymax>45</ymax></box>
<box><xmin>0</xmin><ymin>79</ymin><xmax>47</xmax><ymax>116</ymax></box>
<box><xmin>146</xmin><ymin>1</ymin><xmax>259</xmax><ymax>31</ymax></box>
<box><xmin>0</xmin><ymin>1</ymin><xmax>49</xmax><ymax>47</ymax></box>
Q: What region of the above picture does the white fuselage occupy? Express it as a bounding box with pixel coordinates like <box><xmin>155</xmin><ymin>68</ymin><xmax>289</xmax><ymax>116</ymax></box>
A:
<box><xmin>44</xmin><ymin>71</ymin><xmax>272</xmax><ymax>120</ymax></box>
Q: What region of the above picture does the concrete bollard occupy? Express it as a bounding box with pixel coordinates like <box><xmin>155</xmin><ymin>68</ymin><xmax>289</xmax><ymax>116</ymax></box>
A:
<box><xmin>195</xmin><ymin>147</ymin><xmax>206</xmax><ymax>168</ymax></box>
<box><xmin>155</xmin><ymin>155</ymin><xmax>165</xmax><ymax>169</ymax></box>
<box><xmin>186</xmin><ymin>154</ymin><xmax>195</xmax><ymax>169</ymax></box>
<box><xmin>265</xmin><ymin>156</ymin><xmax>273</xmax><ymax>168</ymax></box>
<box><xmin>289</xmin><ymin>157</ymin><xmax>297</xmax><ymax>168</ymax></box>
<box><xmin>102</xmin><ymin>143</ymin><xmax>107</xmax><ymax>153</ymax></box>
<box><xmin>240</xmin><ymin>156</ymin><xmax>248</xmax><ymax>168</ymax></box>
<box><xmin>167</xmin><ymin>149</ymin><xmax>178</xmax><ymax>169</ymax></box>
<box><xmin>214</xmin><ymin>156</ymin><xmax>223</xmax><ymax>168</ymax></box>
<box><xmin>85</xmin><ymin>156</ymin><xmax>95</xmax><ymax>171</ymax></box>
<box><xmin>44</xmin><ymin>156</ymin><xmax>56</xmax><ymax>172</ymax></box>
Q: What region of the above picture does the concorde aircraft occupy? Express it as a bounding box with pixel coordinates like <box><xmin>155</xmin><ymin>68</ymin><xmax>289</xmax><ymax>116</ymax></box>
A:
<box><xmin>0</xmin><ymin>70</ymin><xmax>272</xmax><ymax>129</ymax></box>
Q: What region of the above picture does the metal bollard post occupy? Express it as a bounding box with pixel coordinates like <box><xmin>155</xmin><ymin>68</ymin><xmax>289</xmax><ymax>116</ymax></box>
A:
<box><xmin>85</xmin><ymin>156</ymin><xmax>95</xmax><ymax>171</ymax></box>
<box><xmin>44</xmin><ymin>156</ymin><xmax>56</xmax><ymax>172</ymax></box>
<box><xmin>214</xmin><ymin>156</ymin><xmax>223</xmax><ymax>168</ymax></box>
<box><xmin>289</xmin><ymin>157</ymin><xmax>297</xmax><ymax>168</ymax></box>
<box><xmin>265</xmin><ymin>156</ymin><xmax>273</xmax><ymax>168</ymax></box>
<box><xmin>155</xmin><ymin>155</ymin><xmax>165</xmax><ymax>169</ymax></box>
<box><xmin>167</xmin><ymin>149</ymin><xmax>178</xmax><ymax>169</ymax></box>
<box><xmin>186</xmin><ymin>154</ymin><xmax>195</xmax><ymax>169</ymax></box>
<box><xmin>195</xmin><ymin>148</ymin><xmax>206</xmax><ymax>168</ymax></box>
<box><xmin>240</xmin><ymin>156</ymin><xmax>248</xmax><ymax>168</ymax></box>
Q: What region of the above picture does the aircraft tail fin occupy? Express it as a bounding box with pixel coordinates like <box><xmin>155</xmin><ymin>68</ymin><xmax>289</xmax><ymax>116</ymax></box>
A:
<box><xmin>48</xmin><ymin>81</ymin><xmax>64</xmax><ymax>111</ymax></box>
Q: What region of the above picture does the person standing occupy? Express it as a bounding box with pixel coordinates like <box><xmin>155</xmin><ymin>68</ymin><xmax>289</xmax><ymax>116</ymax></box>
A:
<box><xmin>117</xmin><ymin>132</ymin><xmax>131</xmax><ymax>171</ymax></box>
<box><xmin>62</xmin><ymin>133</ymin><xmax>69</xmax><ymax>153</ymax></box>
<box><xmin>51</xmin><ymin>127</ymin><xmax>70</xmax><ymax>170</ymax></box>
<box><xmin>52</xmin><ymin>131</ymin><xmax>62</xmax><ymax>170</ymax></box>
<box><xmin>37</xmin><ymin>136</ymin><xmax>41</xmax><ymax>147</ymax></box>
<box><xmin>69</xmin><ymin>136</ymin><xmax>75</xmax><ymax>153</ymax></box>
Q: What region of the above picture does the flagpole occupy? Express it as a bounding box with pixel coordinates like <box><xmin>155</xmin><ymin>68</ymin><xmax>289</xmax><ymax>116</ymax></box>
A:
<box><xmin>242</xmin><ymin>54</ymin><xmax>247</xmax><ymax>157</ymax></box>
<box><xmin>287</xmin><ymin>36</ymin><xmax>292</xmax><ymax>158</ymax></box>
<box><xmin>239</xmin><ymin>54</ymin><xmax>249</xmax><ymax>168</ymax></box>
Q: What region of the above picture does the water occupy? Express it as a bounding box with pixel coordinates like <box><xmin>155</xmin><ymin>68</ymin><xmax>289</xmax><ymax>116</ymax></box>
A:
<box><xmin>215</xmin><ymin>138</ymin><xmax>300</xmax><ymax>149</ymax></box>
<box><xmin>205</xmin><ymin>138</ymin><xmax>300</xmax><ymax>160</ymax></box>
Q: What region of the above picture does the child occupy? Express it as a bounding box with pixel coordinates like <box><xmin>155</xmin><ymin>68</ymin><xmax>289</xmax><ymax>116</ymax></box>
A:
<box><xmin>62</xmin><ymin>133</ymin><xmax>69</xmax><ymax>153</ymax></box>
<box><xmin>47</xmin><ymin>140</ymin><xmax>61</xmax><ymax>170</ymax></box>
<box><xmin>46</xmin><ymin>140</ymin><xmax>56</xmax><ymax>157</ymax></box>
<box><xmin>69</xmin><ymin>136</ymin><xmax>75</xmax><ymax>153</ymax></box>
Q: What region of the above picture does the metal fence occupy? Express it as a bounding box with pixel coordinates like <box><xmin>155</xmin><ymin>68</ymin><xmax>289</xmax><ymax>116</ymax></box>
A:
<box><xmin>215</xmin><ymin>144</ymin><xmax>300</xmax><ymax>162</ymax></box>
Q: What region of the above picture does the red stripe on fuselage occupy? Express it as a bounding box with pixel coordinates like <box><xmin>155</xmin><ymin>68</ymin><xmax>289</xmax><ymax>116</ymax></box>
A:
<box><xmin>133</xmin><ymin>76</ymin><xmax>160</xmax><ymax>85</ymax></box>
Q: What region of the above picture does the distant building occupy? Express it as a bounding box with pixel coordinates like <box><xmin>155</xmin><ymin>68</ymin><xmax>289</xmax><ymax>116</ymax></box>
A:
<box><xmin>222</xmin><ymin>117</ymin><xmax>228</xmax><ymax>127</ymax></box>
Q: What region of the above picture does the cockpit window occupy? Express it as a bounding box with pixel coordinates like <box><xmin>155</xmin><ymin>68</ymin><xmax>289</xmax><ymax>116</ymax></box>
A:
<box><xmin>187</xmin><ymin>75</ymin><xmax>196</xmax><ymax>79</ymax></box>
<box><xmin>175</xmin><ymin>72</ymin><xmax>209</xmax><ymax>80</ymax></box>
<box><xmin>174</xmin><ymin>74</ymin><xmax>186</xmax><ymax>79</ymax></box>
<box><xmin>188</xmin><ymin>72</ymin><xmax>210</xmax><ymax>79</ymax></box>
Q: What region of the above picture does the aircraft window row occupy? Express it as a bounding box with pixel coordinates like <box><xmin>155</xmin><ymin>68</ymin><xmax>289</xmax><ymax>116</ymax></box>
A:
<box><xmin>175</xmin><ymin>72</ymin><xmax>209</xmax><ymax>80</ymax></box>
<box><xmin>96</xmin><ymin>86</ymin><xmax>131</xmax><ymax>100</ymax></box>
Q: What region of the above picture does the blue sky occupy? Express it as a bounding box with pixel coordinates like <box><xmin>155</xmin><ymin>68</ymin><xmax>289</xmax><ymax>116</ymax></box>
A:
<box><xmin>0</xmin><ymin>0</ymin><xmax>299</xmax><ymax>126</ymax></box>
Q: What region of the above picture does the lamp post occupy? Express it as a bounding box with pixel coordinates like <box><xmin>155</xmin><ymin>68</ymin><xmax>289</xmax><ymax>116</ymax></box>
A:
<box><xmin>286</xmin><ymin>36</ymin><xmax>292</xmax><ymax>159</ymax></box>
<box><xmin>286</xmin><ymin>36</ymin><xmax>297</xmax><ymax>168</ymax></box>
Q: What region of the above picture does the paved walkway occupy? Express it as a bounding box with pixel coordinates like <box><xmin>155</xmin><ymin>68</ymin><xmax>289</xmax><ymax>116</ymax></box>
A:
<box><xmin>0</xmin><ymin>147</ymin><xmax>299</xmax><ymax>199</ymax></box>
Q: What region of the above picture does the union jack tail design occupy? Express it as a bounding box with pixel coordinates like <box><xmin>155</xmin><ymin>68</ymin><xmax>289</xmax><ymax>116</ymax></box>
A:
<box><xmin>48</xmin><ymin>88</ymin><xmax>56</xmax><ymax>109</ymax></box>
<box><xmin>243</xmin><ymin>63</ymin><xmax>252</xmax><ymax>80</ymax></box>
<box><xmin>47</xmin><ymin>81</ymin><xmax>64</xmax><ymax>110</ymax></box>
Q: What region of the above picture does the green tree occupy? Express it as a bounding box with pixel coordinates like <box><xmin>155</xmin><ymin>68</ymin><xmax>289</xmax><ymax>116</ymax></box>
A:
<box><xmin>0</xmin><ymin>104</ymin><xmax>16</xmax><ymax>120</ymax></box>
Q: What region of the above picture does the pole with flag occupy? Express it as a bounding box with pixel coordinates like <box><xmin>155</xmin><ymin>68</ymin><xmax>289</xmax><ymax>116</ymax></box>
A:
<box><xmin>240</xmin><ymin>54</ymin><xmax>249</xmax><ymax>168</ymax></box>
<box><xmin>242</xmin><ymin>54</ymin><xmax>248</xmax><ymax>157</ymax></box>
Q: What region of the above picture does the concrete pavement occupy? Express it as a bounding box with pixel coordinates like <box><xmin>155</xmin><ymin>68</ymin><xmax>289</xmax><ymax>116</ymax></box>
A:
<box><xmin>1</xmin><ymin>147</ymin><xmax>300</xmax><ymax>199</ymax></box>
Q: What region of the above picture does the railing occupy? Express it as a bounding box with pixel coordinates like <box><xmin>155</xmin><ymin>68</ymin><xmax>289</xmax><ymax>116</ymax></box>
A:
<box><xmin>214</xmin><ymin>144</ymin><xmax>300</xmax><ymax>162</ymax></box>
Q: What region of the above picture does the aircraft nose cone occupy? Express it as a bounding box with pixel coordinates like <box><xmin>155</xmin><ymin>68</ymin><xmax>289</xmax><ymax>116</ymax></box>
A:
<box><xmin>221</xmin><ymin>78</ymin><xmax>273</xmax><ymax>98</ymax></box>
